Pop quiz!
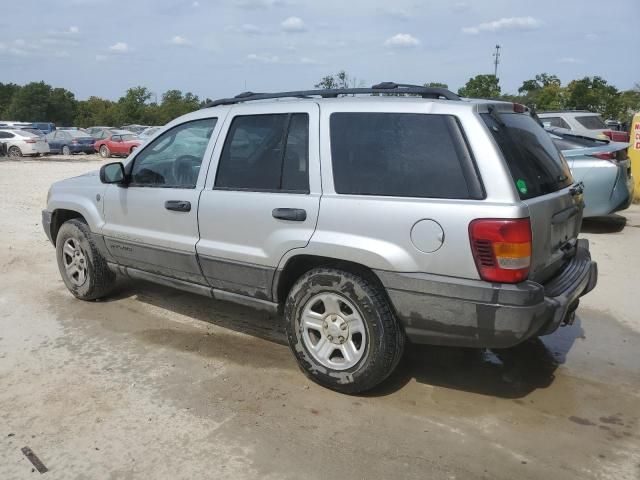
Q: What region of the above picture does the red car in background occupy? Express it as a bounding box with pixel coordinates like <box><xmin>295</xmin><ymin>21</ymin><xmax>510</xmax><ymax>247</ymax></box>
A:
<box><xmin>94</xmin><ymin>130</ymin><xmax>142</xmax><ymax>158</ymax></box>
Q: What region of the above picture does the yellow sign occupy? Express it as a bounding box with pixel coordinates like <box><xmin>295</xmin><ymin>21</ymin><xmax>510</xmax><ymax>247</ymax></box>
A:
<box><xmin>630</xmin><ymin>113</ymin><xmax>640</xmax><ymax>202</ymax></box>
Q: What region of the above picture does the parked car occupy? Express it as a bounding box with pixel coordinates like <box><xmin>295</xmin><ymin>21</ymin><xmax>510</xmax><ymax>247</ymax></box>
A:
<box><xmin>121</xmin><ymin>124</ymin><xmax>149</xmax><ymax>134</ymax></box>
<box><xmin>94</xmin><ymin>131</ymin><xmax>142</xmax><ymax>158</ymax></box>
<box><xmin>0</xmin><ymin>129</ymin><xmax>50</xmax><ymax>157</ymax></box>
<box><xmin>46</xmin><ymin>130</ymin><xmax>96</xmax><ymax>155</ymax></box>
<box><xmin>138</xmin><ymin>126</ymin><xmax>162</xmax><ymax>140</ymax></box>
<box><xmin>86</xmin><ymin>127</ymin><xmax>115</xmax><ymax>140</ymax></box>
<box><xmin>42</xmin><ymin>84</ymin><xmax>598</xmax><ymax>393</ymax></box>
<box><xmin>538</xmin><ymin>110</ymin><xmax>629</xmax><ymax>142</ymax></box>
<box><xmin>548</xmin><ymin>128</ymin><xmax>633</xmax><ymax>217</ymax></box>
<box><xmin>32</xmin><ymin>122</ymin><xmax>56</xmax><ymax>135</ymax></box>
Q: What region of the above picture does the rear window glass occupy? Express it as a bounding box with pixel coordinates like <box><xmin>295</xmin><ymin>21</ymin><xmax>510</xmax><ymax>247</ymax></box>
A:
<box><xmin>330</xmin><ymin>113</ymin><xmax>476</xmax><ymax>199</ymax></box>
<box><xmin>575</xmin><ymin>115</ymin><xmax>606</xmax><ymax>130</ymax></box>
<box><xmin>482</xmin><ymin>112</ymin><xmax>572</xmax><ymax>200</ymax></box>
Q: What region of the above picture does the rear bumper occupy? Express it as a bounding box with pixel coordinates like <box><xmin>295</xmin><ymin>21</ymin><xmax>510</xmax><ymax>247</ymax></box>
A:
<box><xmin>376</xmin><ymin>239</ymin><xmax>597</xmax><ymax>348</ymax></box>
<box><xmin>69</xmin><ymin>144</ymin><xmax>95</xmax><ymax>154</ymax></box>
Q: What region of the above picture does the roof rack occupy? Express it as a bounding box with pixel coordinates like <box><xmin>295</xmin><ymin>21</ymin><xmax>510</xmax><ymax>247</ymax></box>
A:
<box><xmin>203</xmin><ymin>82</ymin><xmax>460</xmax><ymax>108</ymax></box>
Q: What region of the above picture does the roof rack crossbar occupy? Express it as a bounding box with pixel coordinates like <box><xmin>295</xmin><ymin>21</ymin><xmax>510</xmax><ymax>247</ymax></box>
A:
<box><xmin>203</xmin><ymin>83</ymin><xmax>460</xmax><ymax>108</ymax></box>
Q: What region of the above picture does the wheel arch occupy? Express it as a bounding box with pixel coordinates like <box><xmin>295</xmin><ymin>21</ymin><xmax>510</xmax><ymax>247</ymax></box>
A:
<box><xmin>50</xmin><ymin>209</ymin><xmax>87</xmax><ymax>244</ymax></box>
<box><xmin>273</xmin><ymin>254</ymin><xmax>387</xmax><ymax>305</ymax></box>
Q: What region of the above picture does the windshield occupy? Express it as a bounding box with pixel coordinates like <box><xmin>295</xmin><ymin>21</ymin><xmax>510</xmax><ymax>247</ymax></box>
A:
<box><xmin>575</xmin><ymin>115</ymin><xmax>606</xmax><ymax>130</ymax></box>
<box><xmin>482</xmin><ymin>112</ymin><xmax>573</xmax><ymax>200</ymax></box>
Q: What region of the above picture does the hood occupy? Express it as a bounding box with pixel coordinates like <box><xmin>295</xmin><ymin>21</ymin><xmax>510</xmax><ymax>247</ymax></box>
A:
<box><xmin>53</xmin><ymin>169</ymin><xmax>101</xmax><ymax>188</ymax></box>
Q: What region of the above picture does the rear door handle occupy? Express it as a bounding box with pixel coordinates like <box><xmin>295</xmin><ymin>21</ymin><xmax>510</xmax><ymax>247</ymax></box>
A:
<box><xmin>165</xmin><ymin>200</ymin><xmax>191</xmax><ymax>212</ymax></box>
<box><xmin>272</xmin><ymin>208</ymin><xmax>306</xmax><ymax>221</ymax></box>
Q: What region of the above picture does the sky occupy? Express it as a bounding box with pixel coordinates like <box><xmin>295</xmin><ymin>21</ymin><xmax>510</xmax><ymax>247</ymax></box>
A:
<box><xmin>0</xmin><ymin>0</ymin><xmax>637</xmax><ymax>101</ymax></box>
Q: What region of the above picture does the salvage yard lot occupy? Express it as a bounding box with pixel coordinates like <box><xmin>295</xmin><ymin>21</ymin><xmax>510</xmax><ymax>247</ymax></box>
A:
<box><xmin>1</xmin><ymin>159</ymin><xmax>639</xmax><ymax>479</ymax></box>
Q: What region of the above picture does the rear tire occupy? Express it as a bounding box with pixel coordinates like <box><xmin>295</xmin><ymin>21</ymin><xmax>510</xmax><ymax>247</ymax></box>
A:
<box><xmin>99</xmin><ymin>145</ymin><xmax>110</xmax><ymax>158</ymax></box>
<box><xmin>8</xmin><ymin>146</ymin><xmax>22</xmax><ymax>158</ymax></box>
<box><xmin>285</xmin><ymin>268</ymin><xmax>405</xmax><ymax>394</ymax></box>
<box><xmin>62</xmin><ymin>145</ymin><xmax>71</xmax><ymax>156</ymax></box>
<box><xmin>56</xmin><ymin>219</ymin><xmax>116</xmax><ymax>300</ymax></box>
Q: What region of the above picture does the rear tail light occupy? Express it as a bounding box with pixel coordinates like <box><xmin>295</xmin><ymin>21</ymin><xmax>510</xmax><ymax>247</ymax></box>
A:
<box><xmin>71</xmin><ymin>140</ymin><xmax>78</xmax><ymax>144</ymax></box>
<box><xmin>24</xmin><ymin>139</ymin><xmax>36</xmax><ymax>144</ymax></box>
<box><xmin>512</xmin><ymin>103</ymin><xmax>528</xmax><ymax>113</ymax></box>
<box><xmin>469</xmin><ymin>218</ymin><xmax>532</xmax><ymax>283</ymax></box>
<box><xmin>593</xmin><ymin>152</ymin><xmax>615</xmax><ymax>160</ymax></box>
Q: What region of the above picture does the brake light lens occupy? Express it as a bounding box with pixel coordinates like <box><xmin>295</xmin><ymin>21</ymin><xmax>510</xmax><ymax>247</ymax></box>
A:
<box><xmin>469</xmin><ymin>218</ymin><xmax>532</xmax><ymax>283</ymax></box>
<box><xmin>592</xmin><ymin>152</ymin><xmax>615</xmax><ymax>161</ymax></box>
<box><xmin>512</xmin><ymin>103</ymin><xmax>528</xmax><ymax>113</ymax></box>
<box><xmin>24</xmin><ymin>139</ymin><xmax>37</xmax><ymax>144</ymax></box>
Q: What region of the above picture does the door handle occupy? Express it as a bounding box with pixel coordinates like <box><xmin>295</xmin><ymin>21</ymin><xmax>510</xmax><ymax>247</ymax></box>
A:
<box><xmin>165</xmin><ymin>200</ymin><xmax>191</xmax><ymax>212</ymax></box>
<box><xmin>272</xmin><ymin>208</ymin><xmax>307</xmax><ymax>221</ymax></box>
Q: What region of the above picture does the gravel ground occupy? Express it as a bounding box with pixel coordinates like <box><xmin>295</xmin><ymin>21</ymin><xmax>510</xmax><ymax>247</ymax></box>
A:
<box><xmin>0</xmin><ymin>159</ymin><xmax>639</xmax><ymax>480</ymax></box>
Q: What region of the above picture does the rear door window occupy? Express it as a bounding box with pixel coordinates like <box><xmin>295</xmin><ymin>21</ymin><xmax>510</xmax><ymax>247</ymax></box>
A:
<box><xmin>215</xmin><ymin>113</ymin><xmax>310</xmax><ymax>193</ymax></box>
<box><xmin>329</xmin><ymin>113</ymin><xmax>481</xmax><ymax>199</ymax></box>
<box><xmin>482</xmin><ymin>112</ymin><xmax>572</xmax><ymax>200</ymax></box>
<box><xmin>575</xmin><ymin>115</ymin><xmax>606</xmax><ymax>130</ymax></box>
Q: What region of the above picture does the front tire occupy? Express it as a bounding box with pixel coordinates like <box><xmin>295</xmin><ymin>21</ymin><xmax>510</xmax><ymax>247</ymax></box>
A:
<box><xmin>62</xmin><ymin>145</ymin><xmax>71</xmax><ymax>156</ymax></box>
<box><xmin>8</xmin><ymin>146</ymin><xmax>22</xmax><ymax>158</ymax></box>
<box><xmin>285</xmin><ymin>268</ymin><xmax>405</xmax><ymax>394</ymax></box>
<box><xmin>56</xmin><ymin>219</ymin><xmax>116</xmax><ymax>300</ymax></box>
<box><xmin>99</xmin><ymin>145</ymin><xmax>110</xmax><ymax>158</ymax></box>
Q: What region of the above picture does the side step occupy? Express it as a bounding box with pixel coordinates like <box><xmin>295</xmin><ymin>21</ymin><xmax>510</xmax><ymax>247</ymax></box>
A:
<box><xmin>108</xmin><ymin>263</ymin><xmax>279</xmax><ymax>314</ymax></box>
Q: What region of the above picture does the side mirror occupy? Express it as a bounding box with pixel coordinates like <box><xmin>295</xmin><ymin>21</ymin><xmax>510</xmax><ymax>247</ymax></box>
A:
<box><xmin>99</xmin><ymin>162</ymin><xmax>125</xmax><ymax>184</ymax></box>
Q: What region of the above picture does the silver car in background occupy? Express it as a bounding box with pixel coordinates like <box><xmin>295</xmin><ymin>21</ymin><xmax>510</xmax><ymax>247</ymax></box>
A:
<box><xmin>549</xmin><ymin>129</ymin><xmax>633</xmax><ymax>217</ymax></box>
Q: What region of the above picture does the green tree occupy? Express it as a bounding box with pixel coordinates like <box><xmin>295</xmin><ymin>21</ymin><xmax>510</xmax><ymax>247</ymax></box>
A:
<box><xmin>565</xmin><ymin>76</ymin><xmax>620</xmax><ymax>119</ymax></box>
<box><xmin>5</xmin><ymin>82</ymin><xmax>52</xmax><ymax>121</ymax></box>
<box><xmin>0</xmin><ymin>83</ymin><xmax>21</xmax><ymax>118</ymax></box>
<box><xmin>47</xmin><ymin>87</ymin><xmax>77</xmax><ymax>125</ymax></box>
<box><xmin>115</xmin><ymin>86</ymin><xmax>153</xmax><ymax>125</ymax></box>
<box><xmin>74</xmin><ymin>96</ymin><xmax>118</xmax><ymax>127</ymax></box>
<box><xmin>458</xmin><ymin>74</ymin><xmax>501</xmax><ymax>98</ymax></box>
<box><xmin>315</xmin><ymin>70</ymin><xmax>362</xmax><ymax>89</ymax></box>
<box><xmin>157</xmin><ymin>89</ymin><xmax>200</xmax><ymax>124</ymax></box>
<box><xmin>516</xmin><ymin>74</ymin><xmax>565</xmax><ymax>111</ymax></box>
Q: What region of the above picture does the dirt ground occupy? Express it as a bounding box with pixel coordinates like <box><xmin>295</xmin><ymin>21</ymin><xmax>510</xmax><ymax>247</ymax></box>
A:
<box><xmin>1</xmin><ymin>158</ymin><xmax>639</xmax><ymax>480</ymax></box>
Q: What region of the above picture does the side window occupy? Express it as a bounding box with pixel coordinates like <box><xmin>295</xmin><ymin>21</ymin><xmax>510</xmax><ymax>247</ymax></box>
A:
<box><xmin>130</xmin><ymin>118</ymin><xmax>217</xmax><ymax>188</ymax></box>
<box><xmin>330</xmin><ymin>113</ymin><xmax>475</xmax><ymax>199</ymax></box>
<box><xmin>215</xmin><ymin>113</ymin><xmax>309</xmax><ymax>193</ymax></box>
<box><xmin>111</xmin><ymin>135</ymin><xmax>120</xmax><ymax>142</ymax></box>
<box><xmin>542</xmin><ymin>117</ymin><xmax>571</xmax><ymax>129</ymax></box>
<box><xmin>0</xmin><ymin>132</ymin><xmax>10</xmax><ymax>139</ymax></box>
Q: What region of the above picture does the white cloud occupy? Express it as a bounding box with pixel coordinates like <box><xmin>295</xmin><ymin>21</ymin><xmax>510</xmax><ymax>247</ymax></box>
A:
<box><xmin>68</xmin><ymin>26</ymin><xmax>79</xmax><ymax>33</ymax></box>
<box><xmin>556</xmin><ymin>57</ymin><xmax>583</xmax><ymax>64</ymax></box>
<box><xmin>108</xmin><ymin>42</ymin><xmax>129</xmax><ymax>52</ymax></box>
<box><xmin>384</xmin><ymin>33</ymin><xmax>420</xmax><ymax>48</ymax></box>
<box><xmin>235</xmin><ymin>0</ymin><xmax>284</xmax><ymax>8</ymax></box>
<box><xmin>247</xmin><ymin>53</ymin><xmax>280</xmax><ymax>63</ymax></box>
<box><xmin>281</xmin><ymin>16</ymin><xmax>306</xmax><ymax>33</ymax></box>
<box><xmin>232</xmin><ymin>23</ymin><xmax>266</xmax><ymax>35</ymax></box>
<box><xmin>462</xmin><ymin>16</ymin><xmax>541</xmax><ymax>35</ymax></box>
<box><xmin>170</xmin><ymin>35</ymin><xmax>191</xmax><ymax>46</ymax></box>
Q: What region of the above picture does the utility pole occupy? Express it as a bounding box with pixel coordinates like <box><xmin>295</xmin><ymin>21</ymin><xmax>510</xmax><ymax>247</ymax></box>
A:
<box><xmin>493</xmin><ymin>44</ymin><xmax>501</xmax><ymax>79</ymax></box>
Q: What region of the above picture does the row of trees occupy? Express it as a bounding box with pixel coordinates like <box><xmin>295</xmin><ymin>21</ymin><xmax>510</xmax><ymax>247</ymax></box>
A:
<box><xmin>0</xmin><ymin>82</ymin><xmax>209</xmax><ymax>127</ymax></box>
<box><xmin>1</xmin><ymin>73</ymin><xmax>639</xmax><ymax>127</ymax></box>
<box><xmin>317</xmin><ymin>71</ymin><xmax>640</xmax><ymax>123</ymax></box>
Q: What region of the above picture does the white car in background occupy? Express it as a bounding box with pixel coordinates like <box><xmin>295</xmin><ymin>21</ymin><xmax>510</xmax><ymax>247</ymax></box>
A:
<box><xmin>537</xmin><ymin>111</ymin><xmax>628</xmax><ymax>141</ymax></box>
<box><xmin>0</xmin><ymin>129</ymin><xmax>50</xmax><ymax>157</ymax></box>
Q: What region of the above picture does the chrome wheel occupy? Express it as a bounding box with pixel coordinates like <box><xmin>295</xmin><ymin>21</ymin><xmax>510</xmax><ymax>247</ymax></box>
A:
<box><xmin>62</xmin><ymin>238</ymin><xmax>88</xmax><ymax>286</ymax></box>
<box><xmin>99</xmin><ymin>146</ymin><xmax>109</xmax><ymax>158</ymax></box>
<box><xmin>300</xmin><ymin>292</ymin><xmax>367</xmax><ymax>370</ymax></box>
<box><xmin>8</xmin><ymin>146</ymin><xmax>21</xmax><ymax>158</ymax></box>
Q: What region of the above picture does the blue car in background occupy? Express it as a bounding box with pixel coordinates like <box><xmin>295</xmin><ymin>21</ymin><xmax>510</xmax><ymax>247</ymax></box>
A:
<box><xmin>32</xmin><ymin>122</ymin><xmax>56</xmax><ymax>134</ymax></box>
<box><xmin>45</xmin><ymin>129</ymin><xmax>95</xmax><ymax>155</ymax></box>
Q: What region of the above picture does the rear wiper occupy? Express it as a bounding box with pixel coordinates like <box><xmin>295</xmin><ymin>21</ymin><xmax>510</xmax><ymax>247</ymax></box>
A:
<box><xmin>487</xmin><ymin>105</ymin><xmax>505</xmax><ymax>128</ymax></box>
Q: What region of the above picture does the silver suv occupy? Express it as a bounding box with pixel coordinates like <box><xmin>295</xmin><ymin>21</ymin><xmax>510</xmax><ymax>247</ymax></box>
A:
<box><xmin>43</xmin><ymin>83</ymin><xmax>598</xmax><ymax>393</ymax></box>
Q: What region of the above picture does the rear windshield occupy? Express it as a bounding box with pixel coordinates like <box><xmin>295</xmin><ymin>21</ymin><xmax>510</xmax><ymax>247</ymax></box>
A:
<box><xmin>575</xmin><ymin>115</ymin><xmax>606</xmax><ymax>130</ymax></box>
<box><xmin>330</xmin><ymin>113</ymin><xmax>482</xmax><ymax>199</ymax></box>
<box><xmin>482</xmin><ymin>112</ymin><xmax>572</xmax><ymax>200</ymax></box>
